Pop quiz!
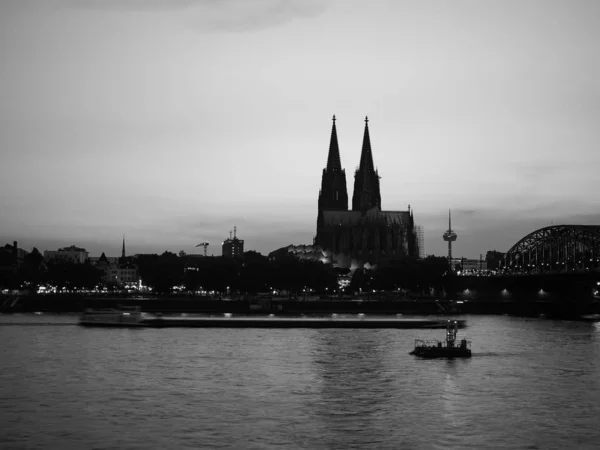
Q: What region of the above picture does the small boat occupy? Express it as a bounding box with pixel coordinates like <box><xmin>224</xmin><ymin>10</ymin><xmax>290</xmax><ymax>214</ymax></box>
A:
<box><xmin>79</xmin><ymin>306</ymin><xmax>153</xmax><ymax>327</ymax></box>
<box><xmin>409</xmin><ymin>320</ymin><xmax>472</xmax><ymax>358</ymax></box>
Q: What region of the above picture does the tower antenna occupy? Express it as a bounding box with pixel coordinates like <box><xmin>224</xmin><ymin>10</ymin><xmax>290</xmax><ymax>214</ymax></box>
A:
<box><xmin>442</xmin><ymin>209</ymin><xmax>458</xmax><ymax>261</ymax></box>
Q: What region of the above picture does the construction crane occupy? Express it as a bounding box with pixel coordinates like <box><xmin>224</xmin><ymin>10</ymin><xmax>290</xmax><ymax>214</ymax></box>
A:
<box><xmin>195</xmin><ymin>242</ymin><xmax>209</xmax><ymax>257</ymax></box>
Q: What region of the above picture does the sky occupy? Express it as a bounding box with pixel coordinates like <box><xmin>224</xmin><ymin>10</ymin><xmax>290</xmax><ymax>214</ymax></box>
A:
<box><xmin>1</xmin><ymin>0</ymin><xmax>599</xmax><ymax>259</ymax></box>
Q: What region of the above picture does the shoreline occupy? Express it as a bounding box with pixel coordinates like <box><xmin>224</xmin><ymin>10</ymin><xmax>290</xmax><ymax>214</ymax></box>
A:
<box><xmin>2</xmin><ymin>294</ymin><xmax>599</xmax><ymax>320</ymax></box>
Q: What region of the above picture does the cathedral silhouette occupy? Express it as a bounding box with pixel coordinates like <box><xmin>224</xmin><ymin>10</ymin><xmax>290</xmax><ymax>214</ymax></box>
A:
<box><xmin>314</xmin><ymin>116</ymin><xmax>419</xmax><ymax>269</ymax></box>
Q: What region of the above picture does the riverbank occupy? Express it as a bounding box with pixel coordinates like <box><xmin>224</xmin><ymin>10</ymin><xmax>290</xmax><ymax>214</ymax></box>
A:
<box><xmin>2</xmin><ymin>294</ymin><xmax>599</xmax><ymax>319</ymax></box>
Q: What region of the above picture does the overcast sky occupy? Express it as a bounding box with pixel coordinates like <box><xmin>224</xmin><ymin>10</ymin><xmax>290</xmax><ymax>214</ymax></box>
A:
<box><xmin>1</xmin><ymin>0</ymin><xmax>599</xmax><ymax>258</ymax></box>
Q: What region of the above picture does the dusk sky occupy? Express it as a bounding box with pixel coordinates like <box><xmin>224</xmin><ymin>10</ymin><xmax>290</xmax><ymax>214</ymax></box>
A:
<box><xmin>1</xmin><ymin>0</ymin><xmax>599</xmax><ymax>258</ymax></box>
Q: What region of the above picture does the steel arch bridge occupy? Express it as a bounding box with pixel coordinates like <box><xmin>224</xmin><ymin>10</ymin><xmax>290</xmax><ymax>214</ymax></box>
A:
<box><xmin>500</xmin><ymin>225</ymin><xmax>600</xmax><ymax>274</ymax></box>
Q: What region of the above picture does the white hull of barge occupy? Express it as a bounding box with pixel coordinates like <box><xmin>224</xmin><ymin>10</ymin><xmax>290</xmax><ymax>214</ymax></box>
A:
<box><xmin>79</xmin><ymin>308</ymin><xmax>154</xmax><ymax>327</ymax></box>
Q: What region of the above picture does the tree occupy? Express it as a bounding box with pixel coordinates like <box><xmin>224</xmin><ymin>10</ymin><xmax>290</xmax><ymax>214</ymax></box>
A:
<box><xmin>235</xmin><ymin>252</ymin><xmax>270</xmax><ymax>293</ymax></box>
<box><xmin>18</xmin><ymin>247</ymin><xmax>46</xmax><ymax>289</ymax></box>
<box><xmin>0</xmin><ymin>250</ymin><xmax>17</xmax><ymax>289</ymax></box>
<box><xmin>486</xmin><ymin>250</ymin><xmax>504</xmax><ymax>270</ymax></box>
<box><xmin>45</xmin><ymin>260</ymin><xmax>103</xmax><ymax>290</ymax></box>
<box><xmin>152</xmin><ymin>252</ymin><xmax>185</xmax><ymax>293</ymax></box>
<box><xmin>183</xmin><ymin>268</ymin><xmax>204</xmax><ymax>292</ymax></box>
<box><xmin>134</xmin><ymin>252</ymin><xmax>185</xmax><ymax>293</ymax></box>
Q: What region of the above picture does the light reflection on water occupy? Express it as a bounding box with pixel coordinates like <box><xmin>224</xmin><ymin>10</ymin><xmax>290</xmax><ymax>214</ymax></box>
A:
<box><xmin>1</xmin><ymin>315</ymin><xmax>600</xmax><ymax>449</ymax></box>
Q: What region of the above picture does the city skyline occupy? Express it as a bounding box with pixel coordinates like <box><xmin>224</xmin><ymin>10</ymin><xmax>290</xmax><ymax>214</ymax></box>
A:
<box><xmin>1</xmin><ymin>0</ymin><xmax>599</xmax><ymax>258</ymax></box>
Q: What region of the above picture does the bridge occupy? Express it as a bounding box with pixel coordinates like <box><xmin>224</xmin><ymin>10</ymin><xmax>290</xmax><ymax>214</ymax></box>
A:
<box><xmin>499</xmin><ymin>225</ymin><xmax>600</xmax><ymax>275</ymax></box>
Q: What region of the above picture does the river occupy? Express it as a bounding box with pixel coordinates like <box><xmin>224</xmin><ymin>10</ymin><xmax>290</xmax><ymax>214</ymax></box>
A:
<box><xmin>1</xmin><ymin>314</ymin><xmax>599</xmax><ymax>449</ymax></box>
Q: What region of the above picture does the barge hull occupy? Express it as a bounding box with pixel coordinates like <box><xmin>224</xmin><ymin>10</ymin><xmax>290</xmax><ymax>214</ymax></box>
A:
<box><xmin>79</xmin><ymin>322</ymin><xmax>147</xmax><ymax>328</ymax></box>
<box><xmin>137</xmin><ymin>318</ymin><xmax>467</xmax><ymax>329</ymax></box>
<box><xmin>409</xmin><ymin>348</ymin><xmax>472</xmax><ymax>358</ymax></box>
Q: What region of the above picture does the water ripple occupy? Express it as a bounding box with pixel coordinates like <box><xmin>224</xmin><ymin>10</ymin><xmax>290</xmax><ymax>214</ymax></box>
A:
<box><xmin>1</xmin><ymin>316</ymin><xmax>600</xmax><ymax>449</ymax></box>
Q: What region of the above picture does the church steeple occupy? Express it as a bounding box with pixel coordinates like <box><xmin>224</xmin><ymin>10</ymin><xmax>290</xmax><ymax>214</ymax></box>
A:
<box><xmin>358</xmin><ymin>116</ymin><xmax>375</xmax><ymax>174</ymax></box>
<box><xmin>317</xmin><ymin>115</ymin><xmax>348</xmax><ymax>213</ymax></box>
<box><xmin>121</xmin><ymin>236</ymin><xmax>126</xmax><ymax>259</ymax></box>
<box><xmin>352</xmin><ymin>116</ymin><xmax>381</xmax><ymax>212</ymax></box>
<box><xmin>326</xmin><ymin>115</ymin><xmax>342</xmax><ymax>172</ymax></box>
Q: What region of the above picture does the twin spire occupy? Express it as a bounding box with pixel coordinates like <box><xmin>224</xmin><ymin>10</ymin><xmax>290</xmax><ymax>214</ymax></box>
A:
<box><xmin>323</xmin><ymin>115</ymin><xmax>381</xmax><ymax>213</ymax></box>
<box><xmin>325</xmin><ymin>115</ymin><xmax>374</xmax><ymax>174</ymax></box>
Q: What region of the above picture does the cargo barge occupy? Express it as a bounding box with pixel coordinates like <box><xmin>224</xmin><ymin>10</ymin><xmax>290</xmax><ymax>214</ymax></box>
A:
<box><xmin>79</xmin><ymin>309</ymin><xmax>466</xmax><ymax>329</ymax></box>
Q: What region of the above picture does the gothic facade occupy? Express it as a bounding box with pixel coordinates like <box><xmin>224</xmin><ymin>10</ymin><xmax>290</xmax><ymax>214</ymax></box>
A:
<box><xmin>314</xmin><ymin>116</ymin><xmax>419</xmax><ymax>269</ymax></box>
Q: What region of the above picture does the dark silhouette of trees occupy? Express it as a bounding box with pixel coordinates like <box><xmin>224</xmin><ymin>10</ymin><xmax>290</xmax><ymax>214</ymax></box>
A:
<box><xmin>45</xmin><ymin>260</ymin><xmax>103</xmax><ymax>290</ymax></box>
<box><xmin>18</xmin><ymin>248</ymin><xmax>46</xmax><ymax>289</ymax></box>
<box><xmin>486</xmin><ymin>250</ymin><xmax>504</xmax><ymax>270</ymax></box>
<box><xmin>5</xmin><ymin>245</ymin><xmax>457</xmax><ymax>298</ymax></box>
<box><xmin>242</xmin><ymin>250</ymin><xmax>265</xmax><ymax>262</ymax></box>
<box><xmin>349</xmin><ymin>256</ymin><xmax>450</xmax><ymax>294</ymax></box>
<box><xmin>136</xmin><ymin>254</ymin><xmax>159</xmax><ymax>282</ymax></box>
<box><xmin>182</xmin><ymin>267</ymin><xmax>203</xmax><ymax>292</ymax></box>
<box><xmin>350</xmin><ymin>268</ymin><xmax>375</xmax><ymax>293</ymax></box>
<box><xmin>145</xmin><ymin>252</ymin><xmax>184</xmax><ymax>293</ymax></box>
<box><xmin>420</xmin><ymin>255</ymin><xmax>450</xmax><ymax>280</ymax></box>
<box><xmin>129</xmin><ymin>251</ymin><xmax>453</xmax><ymax>297</ymax></box>
<box><xmin>303</xmin><ymin>260</ymin><xmax>338</xmax><ymax>293</ymax></box>
<box><xmin>237</xmin><ymin>253</ymin><xmax>270</xmax><ymax>294</ymax></box>
<box><xmin>0</xmin><ymin>250</ymin><xmax>17</xmax><ymax>289</ymax></box>
<box><xmin>7</xmin><ymin>248</ymin><xmax>105</xmax><ymax>291</ymax></box>
<box><xmin>202</xmin><ymin>258</ymin><xmax>238</xmax><ymax>292</ymax></box>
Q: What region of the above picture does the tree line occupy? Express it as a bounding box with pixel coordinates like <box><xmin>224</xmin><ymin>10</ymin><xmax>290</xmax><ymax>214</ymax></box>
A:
<box><xmin>1</xmin><ymin>247</ymin><xmax>451</xmax><ymax>296</ymax></box>
<box><xmin>137</xmin><ymin>251</ymin><xmax>339</xmax><ymax>295</ymax></box>
<box><xmin>1</xmin><ymin>248</ymin><xmax>104</xmax><ymax>291</ymax></box>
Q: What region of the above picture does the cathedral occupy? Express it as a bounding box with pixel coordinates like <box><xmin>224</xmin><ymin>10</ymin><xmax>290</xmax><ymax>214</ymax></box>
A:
<box><xmin>314</xmin><ymin>116</ymin><xmax>419</xmax><ymax>269</ymax></box>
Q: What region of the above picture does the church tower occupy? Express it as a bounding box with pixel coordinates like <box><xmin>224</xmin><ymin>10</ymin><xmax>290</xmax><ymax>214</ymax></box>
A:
<box><xmin>352</xmin><ymin>117</ymin><xmax>381</xmax><ymax>213</ymax></box>
<box><xmin>119</xmin><ymin>236</ymin><xmax>127</xmax><ymax>264</ymax></box>
<box><xmin>318</xmin><ymin>115</ymin><xmax>348</xmax><ymax>212</ymax></box>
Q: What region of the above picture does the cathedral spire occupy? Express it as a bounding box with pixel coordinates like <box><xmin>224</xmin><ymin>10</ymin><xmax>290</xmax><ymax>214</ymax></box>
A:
<box><xmin>358</xmin><ymin>116</ymin><xmax>375</xmax><ymax>174</ymax></box>
<box><xmin>316</xmin><ymin>115</ymin><xmax>348</xmax><ymax>224</ymax></box>
<box><xmin>121</xmin><ymin>236</ymin><xmax>126</xmax><ymax>259</ymax></box>
<box><xmin>326</xmin><ymin>114</ymin><xmax>342</xmax><ymax>172</ymax></box>
<box><xmin>352</xmin><ymin>116</ymin><xmax>381</xmax><ymax>212</ymax></box>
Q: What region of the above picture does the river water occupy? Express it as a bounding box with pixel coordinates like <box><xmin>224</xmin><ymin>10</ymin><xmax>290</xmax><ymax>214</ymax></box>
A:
<box><xmin>1</xmin><ymin>314</ymin><xmax>600</xmax><ymax>449</ymax></box>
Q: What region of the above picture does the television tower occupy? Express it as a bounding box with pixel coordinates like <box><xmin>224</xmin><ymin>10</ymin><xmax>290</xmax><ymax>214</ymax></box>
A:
<box><xmin>442</xmin><ymin>209</ymin><xmax>457</xmax><ymax>259</ymax></box>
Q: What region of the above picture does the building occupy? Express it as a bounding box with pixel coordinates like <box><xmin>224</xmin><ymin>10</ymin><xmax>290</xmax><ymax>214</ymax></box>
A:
<box><xmin>1</xmin><ymin>241</ymin><xmax>29</xmax><ymax>268</ymax></box>
<box><xmin>415</xmin><ymin>226</ymin><xmax>425</xmax><ymax>259</ymax></box>
<box><xmin>89</xmin><ymin>256</ymin><xmax>120</xmax><ymax>265</ymax></box>
<box><xmin>314</xmin><ymin>116</ymin><xmax>419</xmax><ymax>269</ymax></box>
<box><xmin>222</xmin><ymin>227</ymin><xmax>244</xmax><ymax>258</ymax></box>
<box><xmin>461</xmin><ymin>259</ymin><xmax>487</xmax><ymax>272</ymax></box>
<box><xmin>268</xmin><ymin>244</ymin><xmax>328</xmax><ymax>263</ymax></box>
<box><xmin>44</xmin><ymin>245</ymin><xmax>89</xmax><ymax>264</ymax></box>
<box><xmin>452</xmin><ymin>257</ymin><xmax>488</xmax><ymax>273</ymax></box>
<box><xmin>95</xmin><ymin>253</ymin><xmax>138</xmax><ymax>286</ymax></box>
<box><xmin>93</xmin><ymin>239</ymin><xmax>138</xmax><ymax>286</ymax></box>
<box><xmin>0</xmin><ymin>241</ymin><xmax>30</xmax><ymax>287</ymax></box>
